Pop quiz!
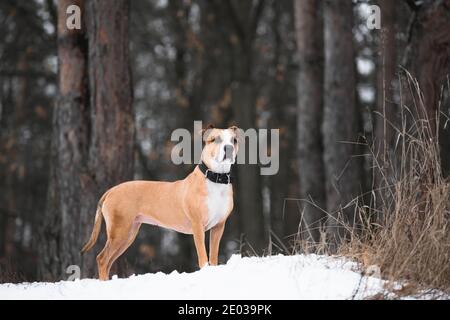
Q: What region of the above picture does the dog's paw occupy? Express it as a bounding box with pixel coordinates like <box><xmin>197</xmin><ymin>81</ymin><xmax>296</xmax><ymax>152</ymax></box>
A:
<box><xmin>200</xmin><ymin>262</ymin><xmax>209</xmax><ymax>269</ymax></box>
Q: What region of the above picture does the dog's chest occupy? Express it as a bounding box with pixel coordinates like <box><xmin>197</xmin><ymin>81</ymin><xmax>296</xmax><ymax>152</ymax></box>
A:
<box><xmin>205</xmin><ymin>180</ymin><xmax>231</xmax><ymax>230</ymax></box>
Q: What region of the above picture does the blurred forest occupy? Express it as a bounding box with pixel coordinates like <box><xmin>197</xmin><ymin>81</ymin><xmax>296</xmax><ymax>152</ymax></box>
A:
<box><xmin>0</xmin><ymin>0</ymin><xmax>449</xmax><ymax>282</ymax></box>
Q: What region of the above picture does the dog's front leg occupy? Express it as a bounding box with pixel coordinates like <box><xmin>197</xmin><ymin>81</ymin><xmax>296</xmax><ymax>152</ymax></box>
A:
<box><xmin>192</xmin><ymin>222</ymin><xmax>208</xmax><ymax>268</ymax></box>
<box><xmin>209</xmin><ymin>222</ymin><xmax>225</xmax><ymax>266</ymax></box>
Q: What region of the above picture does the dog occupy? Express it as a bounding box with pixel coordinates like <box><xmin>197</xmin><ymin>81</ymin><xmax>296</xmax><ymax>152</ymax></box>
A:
<box><xmin>81</xmin><ymin>125</ymin><xmax>239</xmax><ymax>280</ymax></box>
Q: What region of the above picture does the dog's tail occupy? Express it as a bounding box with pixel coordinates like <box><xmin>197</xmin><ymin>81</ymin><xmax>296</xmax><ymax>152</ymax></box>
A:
<box><xmin>81</xmin><ymin>192</ymin><xmax>108</xmax><ymax>254</ymax></box>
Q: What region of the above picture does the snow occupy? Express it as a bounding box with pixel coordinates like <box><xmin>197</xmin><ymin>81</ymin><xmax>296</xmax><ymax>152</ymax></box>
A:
<box><xmin>0</xmin><ymin>254</ymin><xmax>440</xmax><ymax>300</ymax></box>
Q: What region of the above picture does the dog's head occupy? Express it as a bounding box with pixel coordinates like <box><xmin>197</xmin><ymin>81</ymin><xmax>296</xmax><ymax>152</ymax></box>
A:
<box><xmin>200</xmin><ymin>125</ymin><xmax>239</xmax><ymax>173</ymax></box>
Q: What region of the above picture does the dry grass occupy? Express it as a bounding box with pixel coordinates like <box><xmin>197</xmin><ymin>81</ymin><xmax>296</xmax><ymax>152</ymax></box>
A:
<box><xmin>294</xmin><ymin>69</ymin><xmax>450</xmax><ymax>296</ymax></box>
<box><xmin>347</xmin><ymin>70</ymin><xmax>449</xmax><ymax>294</ymax></box>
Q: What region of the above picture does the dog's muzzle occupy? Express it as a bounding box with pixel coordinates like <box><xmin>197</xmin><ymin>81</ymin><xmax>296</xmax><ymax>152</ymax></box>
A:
<box><xmin>224</xmin><ymin>144</ymin><xmax>234</xmax><ymax>160</ymax></box>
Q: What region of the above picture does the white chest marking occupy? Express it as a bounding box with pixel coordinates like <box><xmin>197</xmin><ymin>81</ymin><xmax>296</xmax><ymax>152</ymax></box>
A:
<box><xmin>205</xmin><ymin>180</ymin><xmax>231</xmax><ymax>230</ymax></box>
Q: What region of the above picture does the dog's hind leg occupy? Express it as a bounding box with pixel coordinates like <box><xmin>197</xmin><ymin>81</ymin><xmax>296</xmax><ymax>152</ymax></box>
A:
<box><xmin>97</xmin><ymin>220</ymin><xmax>134</xmax><ymax>281</ymax></box>
<box><xmin>97</xmin><ymin>239</ymin><xmax>115</xmax><ymax>281</ymax></box>
<box><xmin>105</xmin><ymin>222</ymin><xmax>141</xmax><ymax>276</ymax></box>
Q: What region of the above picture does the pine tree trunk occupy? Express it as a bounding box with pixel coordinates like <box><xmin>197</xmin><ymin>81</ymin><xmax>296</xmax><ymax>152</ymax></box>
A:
<box><xmin>375</xmin><ymin>0</ymin><xmax>397</xmax><ymax>164</ymax></box>
<box><xmin>323</xmin><ymin>0</ymin><xmax>363</xmax><ymax>248</ymax></box>
<box><xmin>225</xmin><ymin>0</ymin><xmax>267</xmax><ymax>254</ymax></box>
<box><xmin>374</xmin><ymin>0</ymin><xmax>397</xmax><ymax>217</ymax></box>
<box><xmin>231</xmin><ymin>80</ymin><xmax>266</xmax><ymax>254</ymax></box>
<box><xmin>295</xmin><ymin>0</ymin><xmax>326</xmax><ymax>244</ymax></box>
<box><xmin>406</xmin><ymin>1</ymin><xmax>450</xmax><ymax>135</ymax></box>
<box><xmin>405</xmin><ymin>1</ymin><xmax>450</xmax><ymax>176</ymax></box>
<box><xmin>83</xmin><ymin>0</ymin><xmax>134</xmax><ymax>277</ymax></box>
<box><xmin>39</xmin><ymin>0</ymin><xmax>89</xmax><ymax>280</ymax></box>
<box><xmin>39</xmin><ymin>0</ymin><xmax>134</xmax><ymax>280</ymax></box>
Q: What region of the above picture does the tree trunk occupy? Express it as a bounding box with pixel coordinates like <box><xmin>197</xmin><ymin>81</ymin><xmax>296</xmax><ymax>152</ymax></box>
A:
<box><xmin>231</xmin><ymin>80</ymin><xmax>266</xmax><ymax>254</ymax></box>
<box><xmin>263</xmin><ymin>0</ymin><xmax>297</xmax><ymax>251</ymax></box>
<box><xmin>218</xmin><ymin>0</ymin><xmax>267</xmax><ymax>254</ymax></box>
<box><xmin>39</xmin><ymin>0</ymin><xmax>89</xmax><ymax>280</ymax></box>
<box><xmin>169</xmin><ymin>0</ymin><xmax>201</xmax><ymax>271</ymax></box>
<box><xmin>39</xmin><ymin>0</ymin><xmax>134</xmax><ymax>280</ymax></box>
<box><xmin>405</xmin><ymin>1</ymin><xmax>450</xmax><ymax>176</ymax></box>
<box><xmin>84</xmin><ymin>0</ymin><xmax>134</xmax><ymax>277</ymax></box>
<box><xmin>373</xmin><ymin>0</ymin><xmax>397</xmax><ymax>218</ymax></box>
<box><xmin>406</xmin><ymin>0</ymin><xmax>450</xmax><ymax>135</ymax></box>
<box><xmin>375</xmin><ymin>0</ymin><xmax>397</xmax><ymax>165</ymax></box>
<box><xmin>295</xmin><ymin>0</ymin><xmax>326</xmax><ymax>244</ymax></box>
<box><xmin>323</xmin><ymin>0</ymin><xmax>363</xmax><ymax>248</ymax></box>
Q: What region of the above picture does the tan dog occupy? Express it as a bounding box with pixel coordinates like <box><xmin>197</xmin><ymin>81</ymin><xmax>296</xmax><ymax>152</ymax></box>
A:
<box><xmin>81</xmin><ymin>126</ymin><xmax>239</xmax><ymax>280</ymax></box>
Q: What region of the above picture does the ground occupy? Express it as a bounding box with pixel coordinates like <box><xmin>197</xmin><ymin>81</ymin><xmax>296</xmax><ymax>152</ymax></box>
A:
<box><xmin>0</xmin><ymin>254</ymin><xmax>443</xmax><ymax>299</ymax></box>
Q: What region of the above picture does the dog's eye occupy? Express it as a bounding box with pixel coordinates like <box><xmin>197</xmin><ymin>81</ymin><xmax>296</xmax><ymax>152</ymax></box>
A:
<box><xmin>212</xmin><ymin>137</ymin><xmax>222</xmax><ymax>144</ymax></box>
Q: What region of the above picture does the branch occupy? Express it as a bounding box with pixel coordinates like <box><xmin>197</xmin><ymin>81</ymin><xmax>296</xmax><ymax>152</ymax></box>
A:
<box><xmin>250</xmin><ymin>0</ymin><xmax>266</xmax><ymax>42</ymax></box>
<box><xmin>403</xmin><ymin>0</ymin><xmax>420</xmax><ymax>11</ymax></box>
<box><xmin>224</xmin><ymin>0</ymin><xmax>247</xmax><ymax>46</ymax></box>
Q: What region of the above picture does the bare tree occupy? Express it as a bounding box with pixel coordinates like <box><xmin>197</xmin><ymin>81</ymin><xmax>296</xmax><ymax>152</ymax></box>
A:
<box><xmin>295</xmin><ymin>0</ymin><xmax>326</xmax><ymax>244</ymax></box>
<box><xmin>212</xmin><ymin>0</ymin><xmax>267</xmax><ymax>254</ymax></box>
<box><xmin>39</xmin><ymin>0</ymin><xmax>89</xmax><ymax>280</ymax></box>
<box><xmin>403</xmin><ymin>0</ymin><xmax>450</xmax><ymax>176</ymax></box>
<box><xmin>83</xmin><ymin>0</ymin><xmax>135</xmax><ymax>277</ymax></box>
<box><xmin>268</xmin><ymin>0</ymin><xmax>298</xmax><ymax>244</ymax></box>
<box><xmin>39</xmin><ymin>0</ymin><xmax>134</xmax><ymax>280</ymax></box>
<box><xmin>323</xmin><ymin>0</ymin><xmax>363</xmax><ymax>247</ymax></box>
<box><xmin>373</xmin><ymin>0</ymin><xmax>398</xmax><ymax>219</ymax></box>
<box><xmin>375</xmin><ymin>0</ymin><xmax>397</xmax><ymax>164</ymax></box>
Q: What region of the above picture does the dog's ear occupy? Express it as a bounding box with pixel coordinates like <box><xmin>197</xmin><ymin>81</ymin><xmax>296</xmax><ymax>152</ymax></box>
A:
<box><xmin>199</xmin><ymin>124</ymin><xmax>215</xmax><ymax>141</ymax></box>
<box><xmin>228</xmin><ymin>125</ymin><xmax>240</xmax><ymax>141</ymax></box>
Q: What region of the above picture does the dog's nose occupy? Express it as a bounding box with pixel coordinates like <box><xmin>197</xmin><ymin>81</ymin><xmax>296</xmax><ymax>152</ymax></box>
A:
<box><xmin>224</xmin><ymin>144</ymin><xmax>234</xmax><ymax>159</ymax></box>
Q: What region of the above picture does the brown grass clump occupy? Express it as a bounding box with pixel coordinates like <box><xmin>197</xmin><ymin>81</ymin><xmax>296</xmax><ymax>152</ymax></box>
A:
<box><xmin>347</xmin><ymin>70</ymin><xmax>449</xmax><ymax>294</ymax></box>
<box><xmin>296</xmin><ymin>69</ymin><xmax>450</xmax><ymax>296</ymax></box>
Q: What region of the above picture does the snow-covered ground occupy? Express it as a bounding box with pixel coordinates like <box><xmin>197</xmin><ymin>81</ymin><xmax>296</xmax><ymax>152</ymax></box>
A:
<box><xmin>0</xmin><ymin>254</ymin><xmax>441</xmax><ymax>300</ymax></box>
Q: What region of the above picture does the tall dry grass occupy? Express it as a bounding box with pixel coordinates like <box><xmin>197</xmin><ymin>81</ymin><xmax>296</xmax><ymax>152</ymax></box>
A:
<box><xmin>295</xmin><ymin>69</ymin><xmax>450</xmax><ymax>295</ymax></box>
<box><xmin>347</xmin><ymin>70</ymin><xmax>449</xmax><ymax>293</ymax></box>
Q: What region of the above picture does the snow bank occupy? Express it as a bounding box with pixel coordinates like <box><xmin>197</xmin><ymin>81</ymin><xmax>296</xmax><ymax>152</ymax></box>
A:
<box><xmin>0</xmin><ymin>254</ymin><xmax>418</xmax><ymax>300</ymax></box>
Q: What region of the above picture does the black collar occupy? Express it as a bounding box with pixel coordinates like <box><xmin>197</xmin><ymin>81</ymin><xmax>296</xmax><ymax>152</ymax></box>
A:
<box><xmin>198</xmin><ymin>161</ymin><xmax>234</xmax><ymax>185</ymax></box>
